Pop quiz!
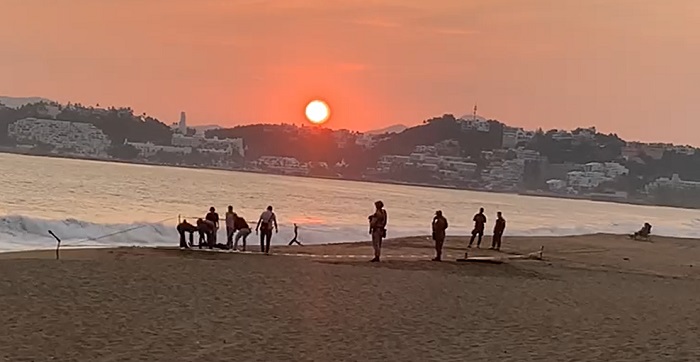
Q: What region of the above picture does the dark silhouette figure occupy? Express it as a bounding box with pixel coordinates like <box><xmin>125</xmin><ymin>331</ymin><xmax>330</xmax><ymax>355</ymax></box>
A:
<box><xmin>468</xmin><ymin>207</ymin><xmax>487</xmax><ymax>248</ymax></box>
<box><xmin>256</xmin><ymin>205</ymin><xmax>278</xmax><ymax>254</ymax></box>
<box><xmin>205</xmin><ymin>207</ymin><xmax>220</xmax><ymax>244</ymax></box>
<box><xmin>176</xmin><ymin>219</ymin><xmax>197</xmax><ymax>248</ymax></box>
<box><xmin>431</xmin><ymin>210</ymin><xmax>449</xmax><ymax>261</ymax></box>
<box><xmin>368</xmin><ymin>200</ymin><xmax>387</xmax><ymax>262</ymax></box>
<box><xmin>491</xmin><ymin>211</ymin><xmax>506</xmax><ymax>251</ymax></box>
<box><xmin>288</xmin><ymin>223</ymin><xmax>303</xmax><ymax>246</ymax></box>
<box><xmin>196</xmin><ymin>218</ymin><xmax>216</xmax><ymax>249</ymax></box>
<box><xmin>630</xmin><ymin>222</ymin><xmax>652</xmax><ymax>240</ymax></box>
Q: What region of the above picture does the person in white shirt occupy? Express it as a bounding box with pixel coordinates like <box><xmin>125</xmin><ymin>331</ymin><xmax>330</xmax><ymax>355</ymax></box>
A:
<box><xmin>225</xmin><ymin>205</ymin><xmax>236</xmax><ymax>249</ymax></box>
<box><xmin>256</xmin><ymin>205</ymin><xmax>278</xmax><ymax>254</ymax></box>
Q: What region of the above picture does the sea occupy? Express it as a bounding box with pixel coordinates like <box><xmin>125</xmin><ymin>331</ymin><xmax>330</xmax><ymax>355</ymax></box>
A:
<box><xmin>2</xmin><ymin>152</ymin><xmax>700</xmax><ymax>252</ymax></box>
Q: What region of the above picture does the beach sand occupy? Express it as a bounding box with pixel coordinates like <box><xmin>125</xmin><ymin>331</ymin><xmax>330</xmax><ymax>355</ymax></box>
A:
<box><xmin>2</xmin><ymin>234</ymin><xmax>700</xmax><ymax>361</ymax></box>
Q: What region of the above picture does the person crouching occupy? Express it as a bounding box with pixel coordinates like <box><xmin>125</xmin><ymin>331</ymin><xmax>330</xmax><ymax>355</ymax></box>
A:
<box><xmin>196</xmin><ymin>218</ymin><xmax>216</xmax><ymax>249</ymax></box>
<box><xmin>177</xmin><ymin>219</ymin><xmax>198</xmax><ymax>248</ymax></box>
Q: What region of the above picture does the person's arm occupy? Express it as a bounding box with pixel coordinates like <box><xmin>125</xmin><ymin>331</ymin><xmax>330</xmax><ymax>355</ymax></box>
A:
<box><xmin>273</xmin><ymin>213</ymin><xmax>278</xmax><ymax>233</ymax></box>
<box><xmin>445</xmin><ymin>218</ymin><xmax>449</xmax><ymax>229</ymax></box>
<box><xmin>255</xmin><ymin>216</ymin><xmax>262</xmax><ymax>234</ymax></box>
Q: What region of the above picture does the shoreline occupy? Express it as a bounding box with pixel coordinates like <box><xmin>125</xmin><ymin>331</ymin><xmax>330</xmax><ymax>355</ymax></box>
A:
<box><xmin>0</xmin><ymin>149</ymin><xmax>694</xmax><ymax>211</ymax></box>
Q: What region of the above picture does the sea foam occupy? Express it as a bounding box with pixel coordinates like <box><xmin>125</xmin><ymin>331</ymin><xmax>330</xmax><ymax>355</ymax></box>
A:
<box><xmin>1</xmin><ymin>214</ymin><xmax>699</xmax><ymax>252</ymax></box>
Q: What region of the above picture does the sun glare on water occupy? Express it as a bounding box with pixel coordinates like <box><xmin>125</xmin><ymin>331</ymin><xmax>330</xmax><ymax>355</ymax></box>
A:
<box><xmin>305</xmin><ymin>100</ymin><xmax>330</xmax><ymax>125</ymax></box>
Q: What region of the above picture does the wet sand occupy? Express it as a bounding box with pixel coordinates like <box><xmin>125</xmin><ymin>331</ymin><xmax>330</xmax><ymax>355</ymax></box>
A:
<box><xmin>2</xmin><ymin>234</ymin><xmax>700</xmax><ymax>361</ymax></box>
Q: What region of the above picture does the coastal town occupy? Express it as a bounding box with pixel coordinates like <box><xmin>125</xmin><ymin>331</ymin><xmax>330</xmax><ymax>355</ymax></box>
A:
<box><xmin>1</xmin><ymin>97</ymin><xmax>699</xmax><ymax>208</ymax></box>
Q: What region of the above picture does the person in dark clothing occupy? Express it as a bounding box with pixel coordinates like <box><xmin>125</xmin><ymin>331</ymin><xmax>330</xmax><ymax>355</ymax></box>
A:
<box><xmin>205</xmin><ymin>207</ymin><xmax>220</xmax><ymax>244</ymax></box>
<box><xmin>256</xmin><ymin>206</ymin><xmax>278</xmax><ymax>254</ymax></box>
<box><xmin>431</xmin><ymin>210</ymin><xmax>448</xmax><ymax>261</ymax></box>
<box><xmin>176</xmin><ymin>219</ymin><xmax>197</xmax><ymax>248</ymax></box>
<box><xmin>630</xmin><ymin>222</ymin><xmax>652</xmax><ymax>240</ymax></box>
<box><xmin>196</xmin><ymin>218</ymin><xmax>216</xmax><ymax>249</ymax></box>
<box><xmin>491</xmin><ymin>211</ymin><xmax>506</xmax><ymax>251</ymax></box>
<box><xmin>288</xmin><ymin>223</ymin><xmax>303</xmax><ymax>246</ymax></box>
<box><xmin>468</xmin><ymin>207</ymin><xmax>487</xmax><ymax>248</ymax></box>
<box><xmin>233</xmin><ymin>213</ymin><xmax>252</xmax><ymax>251</ymax></box>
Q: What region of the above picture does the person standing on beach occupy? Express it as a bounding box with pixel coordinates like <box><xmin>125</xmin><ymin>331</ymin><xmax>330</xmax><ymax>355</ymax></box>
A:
<box><xmin>288</xmin><ymin>223</ymin><xmax>303</xmax><ymax>246</ymax></box>
<box><xmin>225</xmin><ymin>206</ymin><xmax>236</xmax><ymax>249</ymax></box>
<box><xmin>431</xmin><ymin>210</ymin><xmax>449</xmax><ymax>261</ymax></box>
<box><xmin>491</xmin><ymin>211</ymin><xmax>506</xmax><ymax>251</ymax></box>
<box><xmin>256</xmin><ymin>206</ymin><xmax>278</xmax><ymax>254</ymax></box>
<box><xmin>468</xmin><ymin>207</ymin><xmax>487</xmax><ymax>248</ymax></box>
<box><xmin>206</xmin><ymin>207</ymin><xmax>220</xmax><ymax>244</ymax></box>
<box><xmin>368</xmin><ymin>200</ymin><xmax>387</xmax><ymax>262</ymax></box>
<box><xmin>233</xmin><ymin>213</ymin><xmax>252</xmax><ymax>251</ymax></box>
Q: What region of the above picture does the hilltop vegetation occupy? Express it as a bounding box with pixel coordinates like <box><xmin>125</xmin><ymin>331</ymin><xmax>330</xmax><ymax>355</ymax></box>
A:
<box><xmin>4</xmin><ymin>99</ymin><xmax>700</xmax><ymax>206</ymax></box>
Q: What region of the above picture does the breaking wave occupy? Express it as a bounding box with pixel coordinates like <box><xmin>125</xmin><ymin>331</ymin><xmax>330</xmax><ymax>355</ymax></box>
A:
<box><xmin>2</xmin><ymin>214</ymin><xmax>700</xmax><ymax>252</ymax></box>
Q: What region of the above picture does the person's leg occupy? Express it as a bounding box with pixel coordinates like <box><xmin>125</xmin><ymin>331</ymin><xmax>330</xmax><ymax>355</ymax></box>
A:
<box><xmin>226</xmin><ymin>227</ymin><xmax>233</xmax><ymax>248</ymax></box>
<box><xmin>477</xmin><ymin>231</ymin><xmax>483</xmax><ymax>248</ymax></box>
<box><xmin>260</xmin><ymin>230</ymin><xmax>265</xmax><ymax>252</ymax></box>
<box><xmin>179</xmin><ymin>230</ymin><xmax>187</xmax><ymax>248</ymax></box>
<box><xmin>434</xmin><ymin>235</ymin><xmax>444</xmax><ymax>261</ymax></box>
<box><xmin>371</xmin><ymin>232</ymin><xmax>380</xmax><ymax>261</ymax></box>
<box><xmin>233</xmin><ymin>230</ymin><xmax>241</xmax><ymax>250</ymax></box>
<box><xmin>242</xmin><ymin>230</ymin><xmax>249</xmax><ymax>251</ymax></box>
<box><xmin>264</xmin><ymin>230</ymin><xmax>272</xmax><ymax>253</ymax></box>
<box><xmin>188</xmin><ymin>232</ymin><xmax>194</xmax><ymax>247</ymax></box>
<box><xmin>468</xmin><ymin>230</ymin><xmax>476</xmax><ymax>247</ymax></box>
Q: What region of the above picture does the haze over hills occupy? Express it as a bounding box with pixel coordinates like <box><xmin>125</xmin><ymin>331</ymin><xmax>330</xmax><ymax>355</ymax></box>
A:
<box><xmin>0</xmin><ymin>96</ymin><xmax>53</xmax><ymax>109</ymax></box>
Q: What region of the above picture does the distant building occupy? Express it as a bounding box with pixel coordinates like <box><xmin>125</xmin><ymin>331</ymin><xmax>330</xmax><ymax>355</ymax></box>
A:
<box><xmin>8</xmin><ymin>117</ymin><xmax>111</xmax><ymax>156</ymax></box>
<box><xmin>459</xmin><ymin>118</ymin><xmax>490</xmax><ymax>132</ymax></box>
<box><xmin>646</xmin><ymin>174</ymin><xmax>700</xmax><ymax>191</ymax></box>
<box><xmin>125</xmin><ymin>140</ymin><xmax>192</xmax><ymax>158</ymax></box>
<box><xmin>178</xmin><ymin>112</ymin><xmax>187</xmax><ymax>135</ymax></box>
<box><xmin>171</xmin><ymin>133</ymin><xmax>245</xmax><ymax>157</ymax></box>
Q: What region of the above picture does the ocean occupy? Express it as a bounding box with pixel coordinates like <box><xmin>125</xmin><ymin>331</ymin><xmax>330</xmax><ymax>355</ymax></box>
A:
<box><xmin>2</xmin><ymin>153</ymin><xmax>700</xmax><ymax>252</ymax></box>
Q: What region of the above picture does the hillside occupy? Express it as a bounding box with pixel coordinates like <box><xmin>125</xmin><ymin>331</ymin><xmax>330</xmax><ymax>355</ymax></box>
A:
<box><xmin>0</xmin><ymin>96</ymin><xmax>53</xmax><ymax>109</ymax></box>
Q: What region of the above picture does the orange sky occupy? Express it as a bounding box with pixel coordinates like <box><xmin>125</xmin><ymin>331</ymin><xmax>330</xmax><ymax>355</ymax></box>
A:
<box><xmin>1</xmin><ymin>0</ymin><xmax>699</xmax><ymax>144</ymax></box>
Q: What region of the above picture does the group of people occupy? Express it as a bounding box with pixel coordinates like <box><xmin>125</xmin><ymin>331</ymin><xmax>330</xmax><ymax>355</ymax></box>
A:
<box><xmin>367</xmin><ymin>201</ymin><xmax>508</xmax><ymax>262</ymax></box>
<box><xmin>430</xmin><ymin>207</ymin><xmax>506</xmax><ymax>261</ymax></box>
<box><xmin>177</xmin><ymin>205</ymin><xmax>286</xmax><ymax>254</ymax></box>
<box><xmin>176</xmin><ymin>201</ymin><xmax>507</xmax><ymax>262</ymax></box>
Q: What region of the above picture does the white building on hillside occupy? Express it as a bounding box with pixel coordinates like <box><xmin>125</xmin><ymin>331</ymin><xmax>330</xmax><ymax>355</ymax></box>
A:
<box><xmin>125</xmin><ymin>140</ymin><xmax>192</xmax><ymax>158</ymax></box>
<box><xmin>8</xmin><ymin>117</ymin><xmax>111</xmax><ymax>156</ymax></box>
<box><xmin>646</xmin><ymin>174</ymin><xmax>700</xmax><ymax>191</ymax></box>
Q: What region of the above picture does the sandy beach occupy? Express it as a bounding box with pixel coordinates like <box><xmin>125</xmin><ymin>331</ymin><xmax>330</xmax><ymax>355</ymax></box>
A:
<box><xmin>2</xmin><ymin>234</ymin><xmax>700</xmax><ymax>361</ymax></box>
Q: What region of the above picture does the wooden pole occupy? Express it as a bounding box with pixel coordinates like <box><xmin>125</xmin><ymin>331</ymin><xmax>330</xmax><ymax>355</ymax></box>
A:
<box><xmin>48</xmin><ymin>230</ymin><xmax>61</xmax><ymax>260</ymax></box>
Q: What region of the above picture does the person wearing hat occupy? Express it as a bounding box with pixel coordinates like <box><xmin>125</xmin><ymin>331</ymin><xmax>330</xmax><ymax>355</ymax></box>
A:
<box><xmin>368</xmin><ymin>200</ymin><xmax>387</xmax><ymax>262</ymax></box>
<box><xmin>431</xmin><ymin>210</ymin><xmax>449</xmax><ymax>261</ymax></box>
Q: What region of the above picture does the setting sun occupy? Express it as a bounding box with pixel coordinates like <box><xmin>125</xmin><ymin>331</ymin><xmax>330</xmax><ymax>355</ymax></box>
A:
<box><xmin>305</xmin><ymin>100</ymin><xmax>330</xmax><ymax>125</ymax></box>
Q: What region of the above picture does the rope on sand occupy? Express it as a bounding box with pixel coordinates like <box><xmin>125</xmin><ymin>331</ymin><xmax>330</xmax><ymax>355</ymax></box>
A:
<box><xmin>49</xmin><ymin>216</ymin><xmax>179</xmax><ymax>259</ymax></box>
<box><xmin>183</xmin><ymin>248</ymin><xmax>545</xmax><ymax>262</ymax></box>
